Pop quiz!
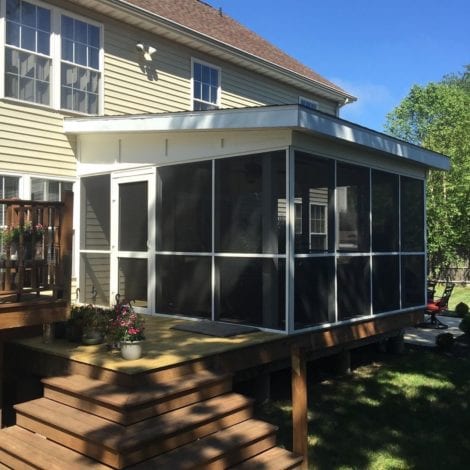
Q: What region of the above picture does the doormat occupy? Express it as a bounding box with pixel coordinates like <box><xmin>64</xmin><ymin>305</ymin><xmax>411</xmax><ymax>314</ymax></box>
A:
<box><xmin>172</xmin><ymin>320</ymin><xmax>259</xmax><ymax>338</ymax></box>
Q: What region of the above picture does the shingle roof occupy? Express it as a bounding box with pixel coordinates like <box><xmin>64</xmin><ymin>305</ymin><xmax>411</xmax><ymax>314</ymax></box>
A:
<box><xmin>122</xmin><ymin>0</ymin><xmax>348</xmax><ymax>97</ymax></box>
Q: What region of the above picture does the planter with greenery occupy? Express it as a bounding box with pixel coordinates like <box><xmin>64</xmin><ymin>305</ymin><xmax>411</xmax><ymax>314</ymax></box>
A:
<box><xmin>67</xmin><ymin>304</ymin><xmax>110</xmax><ymax>344</ymax></box>
<box><xmin>108</xmin><ymin>302</ymin><xmax>145</xmax><ymax>359</ymax></box>
<box><xmin>1</xmin><ymin>223</ymin><xmax>45</xmax><ymax>260</ymax></box>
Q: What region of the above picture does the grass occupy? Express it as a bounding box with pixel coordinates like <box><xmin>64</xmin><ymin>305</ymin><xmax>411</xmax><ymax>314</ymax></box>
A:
<box><xmin>431</xmin><ymin>284</ymin><xmax>470</xmax><ymax>314</ymax></box>
<box><xmin>445</xmin><ymin>284</ymin><xmax>470</xmax><ymax>311</ymax></box>
<box><xmin>256</xmin><ymin>348</ymin><xmax>470</xmax><ymax>469</ymax></box>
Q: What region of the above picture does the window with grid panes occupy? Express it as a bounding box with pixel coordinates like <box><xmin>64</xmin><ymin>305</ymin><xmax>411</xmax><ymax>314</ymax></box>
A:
<box><xmin>192</xmin><ymin>60</ymin><xmax>220</xmax><ymax>110</ymax></box>
<box><xmin>3</xmin><ymin>0</ymin><xmax>101</xmax><ymax>114</ymax></box>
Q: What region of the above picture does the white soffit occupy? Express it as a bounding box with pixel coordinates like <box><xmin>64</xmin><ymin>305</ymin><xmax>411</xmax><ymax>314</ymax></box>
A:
<box><xmin>64</xmin><ymin>105</ymin><xmax>450</xmax><ymax>171</ymax></box>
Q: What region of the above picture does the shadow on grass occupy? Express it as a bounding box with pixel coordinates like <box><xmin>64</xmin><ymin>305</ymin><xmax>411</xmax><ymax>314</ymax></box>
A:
<box><xmin>256</xmin><ymin>348</ymin><xmax>470</xmax><ymax>469</ymax></box>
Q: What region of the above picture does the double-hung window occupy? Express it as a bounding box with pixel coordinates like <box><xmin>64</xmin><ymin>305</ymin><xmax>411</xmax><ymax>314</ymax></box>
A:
<box><xmin>192</xmin><ymin>60</ymin><xmax>220</xmax><ymax>110</ymax></box>
<box><xmin>2</xmin><ymin>0</ymin><xmax>102</xmax><ymax>114</ymax></box>
<box><xmin>5</xmin><ymin>0</ymin><xmax>51</xmax><ymax>105</ymax></box>
<box><xmin>61</xmin><ymin>15</ymin><xmax>100</xmax><ymax>114</ymax></box>
<box><xmin>309</xmin><ymin>203</ymin><xmax>327</xmax><ymax>250</ymax></box>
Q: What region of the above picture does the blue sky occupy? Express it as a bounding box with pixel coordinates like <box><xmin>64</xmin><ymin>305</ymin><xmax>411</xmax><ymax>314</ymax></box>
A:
<box><xmin>211</xmin><ymin>0</ymin><xmax>470</xmax><ymax>132</ymax></box>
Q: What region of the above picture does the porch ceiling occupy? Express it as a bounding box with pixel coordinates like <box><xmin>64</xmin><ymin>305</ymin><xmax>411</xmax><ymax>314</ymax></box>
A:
<box><xmin>64</xmin><ymin>105</ymin><xmax>450</xmax><ymax>171</ymax></box>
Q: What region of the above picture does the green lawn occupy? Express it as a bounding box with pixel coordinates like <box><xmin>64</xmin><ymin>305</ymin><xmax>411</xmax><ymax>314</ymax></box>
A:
<box><xmin>256</xmin><ymin>348</ymin><xmax>470</xmax><ymax>469</ymax></box>
<box><xmin>445</xmin><ymin>284</ymin><xmax>470</xmax><ymax>311</ymax></box>
<box><xmin>430</xmin><ymin>284</ymin><xmax>470</xmax><ymax>312</ymax></box>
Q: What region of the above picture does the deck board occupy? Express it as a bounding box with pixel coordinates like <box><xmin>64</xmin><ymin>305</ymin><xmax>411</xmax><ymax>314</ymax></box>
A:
<box><xmin>8</xmin><ymin>311</ymin><xmax>422</xmax><ymax>389</ymax></box>
<box><xmin>13</xmin><ymin>316</ymin><xmax>280</xmax><ymax>374</ymax></box>
<box><xmin>0</xmin><ymin>426</ymin><xmax>110</xmax><ymax>469</ymax></box>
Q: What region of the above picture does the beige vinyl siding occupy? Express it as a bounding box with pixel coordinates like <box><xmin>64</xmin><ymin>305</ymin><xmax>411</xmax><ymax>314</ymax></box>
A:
<box><xmin>221</xmin><ymin>63</ymin><xmax>337</xmax><ymax>112</ymax></box>
<box><xmin>102</xmin><ymin>21</ymin><xmax>338</xmax><ymax>115</ymax></box>
<box><xmin>221</xmin><ymin>62</ymin><xmax>337</xmax><ymax>114</ymax></box>
<box><xmin>104</xmin><ymin>25</ymin><xmax>192</xmax><ymax>114</ymax></box>
<box><xmin>0</xmin><ymin>102</ymin><xmax>76</xmax><ymax>177</ymax></box>
<box><xmin>80</xmin><ymin>253</ymin><xmax>110</xmax><ymax>305</ymax></box>
<box><xmin>81</xmin><ymin>175</ymin><xmax>110</xmax><ymax>250</ymax></box>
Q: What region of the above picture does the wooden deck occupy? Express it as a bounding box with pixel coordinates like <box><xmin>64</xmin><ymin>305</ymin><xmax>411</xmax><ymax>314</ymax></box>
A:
<box><xmin>0</xmin><ymin>311</ymin><xmax>422</xmax><ymax>468</ymax></box>
<box><xmin>0</xmin><ymin>297</ymin><xmax>68</xmax><ymax>330</ymax></box>
<box><xmin>9</xmin><ymin>310</ymin><xmax>423</xmax><ymax>385</ymax></box>
<box><xmin>13</xmin><ymin>316</ymin><xmax>280</xmax><ymax>377</ymax></box>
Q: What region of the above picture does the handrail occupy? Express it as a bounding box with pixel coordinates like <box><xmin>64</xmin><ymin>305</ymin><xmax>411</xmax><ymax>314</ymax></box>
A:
<box><xmin>0</xmin><ymin>198</ymin><xmax>68</xmax><ymax>302</ymax></box>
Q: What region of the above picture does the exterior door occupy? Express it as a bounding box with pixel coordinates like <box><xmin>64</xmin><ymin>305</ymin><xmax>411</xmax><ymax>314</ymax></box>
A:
<box><xmin>110</xmin><ymin>170</ymin><xmax>155</xmax><ymax>314</ymax></box>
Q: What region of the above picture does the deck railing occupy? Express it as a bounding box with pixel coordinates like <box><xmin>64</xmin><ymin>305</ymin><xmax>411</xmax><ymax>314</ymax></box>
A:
<box><xmin>0</xmin><ymin>195</ymin><xmax>72</xmax><ymax>303</ymax></box>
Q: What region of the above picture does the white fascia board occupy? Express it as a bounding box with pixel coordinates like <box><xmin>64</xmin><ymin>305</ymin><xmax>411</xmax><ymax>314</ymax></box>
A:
<box><xmin>64</xmin><ymin>105</ymin><xmax>450</xmax><ymax>171</ymax></box>
<box><xmin>297</xmin><ymin>109</ymin><xmax>450</xmax><ymax>171</ymax></box>
<box><xmin>64</xmin><ymin>106</ymin><xmax>300</xmax><ymax>134</ymax></box>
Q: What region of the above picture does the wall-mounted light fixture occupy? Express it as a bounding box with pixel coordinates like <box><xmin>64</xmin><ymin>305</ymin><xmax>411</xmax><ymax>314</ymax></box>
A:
<box><xmin>136</xmin><ymin>42</ymin><xmax>157</xmax><ymax>61</ymax></box>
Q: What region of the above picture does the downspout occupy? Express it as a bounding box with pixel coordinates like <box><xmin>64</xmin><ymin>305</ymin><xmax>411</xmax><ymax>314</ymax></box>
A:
<box><xmin>336</xmin><ymin>97</ymin><xmax>355</xmax><ymax>117</ymax></box>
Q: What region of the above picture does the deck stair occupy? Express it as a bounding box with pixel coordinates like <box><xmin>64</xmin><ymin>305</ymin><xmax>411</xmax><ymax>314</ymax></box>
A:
<box><xmin>0</xmin><ymin>368</ymin><xmax>302</xmax><ymax>469</ymax></box>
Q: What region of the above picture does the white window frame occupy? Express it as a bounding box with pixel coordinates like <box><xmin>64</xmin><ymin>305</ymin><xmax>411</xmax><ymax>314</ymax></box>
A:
<box><xmin>299</xmin><ymin>96</ymin><xmax>318</xmax><ymax>111</ymax></box>
<box><xmin>2</xmin><ymin>0</ymin><xmax>53</xmax><ymax>106</ymax></box>
<box><xmin>0</xmin><ymin>0</ymin><xmax>103</xmax><ymax>115</ymax></box>
<box><xmin>191</xmin><ymin>58</ymin><xmax>221</xmax><ymax>111</ymax></box>
<box><xmin>30</xmin><ymin>176</ymin><xmax>73</xmax><ymax>201</ymax></box>
<box><xmin>309</xmin><ymin>202</ymin><xmax>327</xmax><ymax>250</ymax></box>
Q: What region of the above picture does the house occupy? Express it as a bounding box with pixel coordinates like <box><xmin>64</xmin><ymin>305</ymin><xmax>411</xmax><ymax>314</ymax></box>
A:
<box><xmin>0</xmin><ymin>0</ymin><xmax>449</xmax><ymax>332</ymax></box>
<box><xmin>0</xmin><ymin>0</ymin><xmax>450</xmax><ymax>467</ymax></box>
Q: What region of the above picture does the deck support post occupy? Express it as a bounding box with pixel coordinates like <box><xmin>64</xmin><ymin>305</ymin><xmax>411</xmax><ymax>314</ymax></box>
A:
<box><xmin>0</xmin><ymin>340</ymin><xmax>3</xmax><ymax>428</ymax></box>
<box><xmin>291</xmin><ymin>345</ymin><xmax>308</xmax><ymax>469</ymax></box>
<box><xmin>58</xmin><ymin>190</ymin><xmax>74</xmax><ymax>303</ymax></box>
<box><xmin>335</xmin><ymin>349</ymin><xmax>351</xmax><ymax>375</ymax></box>
<box><xmin>388</xmin><ymin>330</ymin><xmax>405</xmax><ymax>355</ymax></box>
<box><xmin>254</xmin><ymin>370</ymin><xmax>271</xmax><ymax>404</ymax></box>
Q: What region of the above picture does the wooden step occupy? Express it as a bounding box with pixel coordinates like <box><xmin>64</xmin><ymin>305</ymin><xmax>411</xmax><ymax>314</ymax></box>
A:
<box><xmin>130</xmin><ymin>419</ymin><xmax>278</xmax><ymax>469</ymax></box>
<box><xmin>42</xmin><ymin>370</ymin><xmax>232</xmax><ymax>424</ymax></box>
<box><xmin>14</xmin><ymin>393</ymin><xmax>254</xmax><ymax>469</ymax></box>
<box><xmin>231</xmin><ymin>446</ymin><xmax>303</xmax><ymax>469</ymax></box>
<box><xmin>0</xmin><ymin>425</ymin><xmax>111</xmax><ymax>469</ymax></box>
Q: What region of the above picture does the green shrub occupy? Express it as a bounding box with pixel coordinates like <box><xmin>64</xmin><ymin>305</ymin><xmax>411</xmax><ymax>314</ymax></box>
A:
<box><xmin>459</xmin><ymin>314</ymin><xmax>470</xmax><ymax>334</ymax></box>
<box><xmin>436</xmin><ymin>332</ymin><xmax>454</xmax><ymax>351</ymax></box>
<box><xmin>455</xmin><ymin>302</ymin><xmax>469</xmax><ymax>317</ymax></box>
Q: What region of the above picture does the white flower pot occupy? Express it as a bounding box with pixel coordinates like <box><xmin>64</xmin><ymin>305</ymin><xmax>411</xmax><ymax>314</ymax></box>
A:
<box><xmin>120</xmin><ymin>340</ymin><xmax>143</xmax><ymax>360</ymax></box>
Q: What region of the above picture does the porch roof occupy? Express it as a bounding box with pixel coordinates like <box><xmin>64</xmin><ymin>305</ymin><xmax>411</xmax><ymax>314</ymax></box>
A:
<box><xmin>64</xmin><ymin>105</ymin><xmax>450</xmax><ymax>171</ymax></box>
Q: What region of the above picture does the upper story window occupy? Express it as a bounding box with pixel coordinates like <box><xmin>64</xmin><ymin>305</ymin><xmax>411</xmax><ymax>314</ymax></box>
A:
<box><xmin>5</xmin><ymin>0</ymin><xmax>51</xmax><ymax>105</ymax></box>
<box><xmin>192</xmin><ymin>59</ymin><xmax>220</xmax><ymax>110</ymax></box>
<box><xmin>299</xmin><ymin>96</ymin><xmax>318</xmax><ymax>111</ymax></box>
<box><xmin>61</xmin><ymin>16</ymin><xmax>100</xmax><ymax>114</ymax></box>
<box><xmin>2</xmin><ymin>0</ymin><xmax>102</xmax><ymax>114</ymax></box>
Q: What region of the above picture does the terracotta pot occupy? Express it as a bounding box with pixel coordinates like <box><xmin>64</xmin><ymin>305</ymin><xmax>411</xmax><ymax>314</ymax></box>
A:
<box><xmin>120</xmin><ymin>340</ymin><xmax>143</xmax><ymax>360</ymax></box>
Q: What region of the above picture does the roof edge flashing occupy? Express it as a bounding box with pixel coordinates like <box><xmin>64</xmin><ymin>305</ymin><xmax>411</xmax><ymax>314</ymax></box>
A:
<box><xmin>64</xmin><ymin>105</ymin><xmax>450</xmax><ymax>171</ymax></box>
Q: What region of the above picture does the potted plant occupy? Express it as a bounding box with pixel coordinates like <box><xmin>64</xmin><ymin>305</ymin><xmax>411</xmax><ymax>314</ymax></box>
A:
<box><xmin>109</xmin><ymin>301</ymin><xmax>145</xmax><ymax>360</ymax></box>
<box><xmin>66</xmin><ymin>304</ymin><xmax>87</xmax><ymax>342</ymax></box>
<box><xmin>1</xmin><ymin>222</ymin><xmax>45</xmax><ymax>259</ymax></box>
<box><xmin>67</xmin><ymin>304</ymin><xmax>107</xmax><ymax>344</ymax></box>
<box><xmin>82</xmin><ymin>305</ymin><xmax>107</xmax><ymax>344</ymax></box>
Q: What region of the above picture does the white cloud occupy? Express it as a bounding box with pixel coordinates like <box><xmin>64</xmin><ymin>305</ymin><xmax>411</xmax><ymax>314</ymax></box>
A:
<box><xmin>331</xmin><ymin>78</ymin><xmax>396</xmax><ymax>131</ymax></box>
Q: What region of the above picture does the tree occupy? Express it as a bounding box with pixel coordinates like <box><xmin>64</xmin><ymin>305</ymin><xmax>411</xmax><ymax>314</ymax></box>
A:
<box><xmin>385</xmin><ymin>67</ymin><xmax>470</xmax><ymax>276</ymax></box>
